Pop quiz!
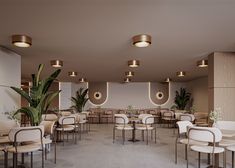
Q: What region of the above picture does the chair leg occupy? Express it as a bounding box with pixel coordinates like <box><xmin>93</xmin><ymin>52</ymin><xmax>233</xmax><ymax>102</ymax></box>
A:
<box><xmin>45</xmin><ymin>144</ymin><xmax>47</xmax><ymax>160</ymax></box>
<box><xmin>224</xmin><ymin>151</ymin><xmax>226</xmax><ymax>168</ymax></box>
<box><xmin>4</xmin><ymin>152</ymin><xmax>8</xmax><ymax>168</ymax></box>
<box><xmin>232</xmin><ymin>151</ymin><xmax>234</xmax><ymax>168</ymax></box>
<box><xmin>155</xmin><ymin>128</ymin><xmax>156</xmax><ymax>143</ymax></box>
<box><xmin>21</xmin><ymin>153</ymin><xmax>25</xmax><ymax>164</ymax></box>
<box><xmin>42</xmin><ymin>148</ymin><xmax>44</xmax><ymax>168</ymax></box>
<box><xmin>13</xmin><ymin>153</ymin><xmax>17</xmax><ymax>168</ymax></box>
<box><xmin>186</xmin><ymin>146</ymin><xmax>189</xmax><ymax>168</ymax></box>
<box><xmin>31</xmin><ymin>152</ymin><xmax>33</xmax><ymax>168</ymax></box>
<box><xmin>185</xmin><ymin>145</ymin><xmax>188</xmax><ymax>160</ymax></box>
<box><xmin>175</xmin><ymin>142</ymin><xmax>178</xmax><ymax>164</ymax></box>
<box><xmin>62</xmin><ymin>130</ymin><xmax>65</xmax><ymax>146</ymax></box>
<box><xmin>113</xmin><ymin>127</ymin><xmax>115</xmax><ymax>143</ymax></box>
<box><xmin>142</xmin><ymin>130</ymin><xmax>144</xmax><ymax>141</ymax></box>
<box><xmin>146</xmin><ymin>130</ymin><xmax>149</xmax><ymax>145</ymax></box>
<box><xmin>122</xmin><ymin>130</ymin><xmax>125</xmax><ymax>145</ymax></box>
<box><xmin>54</xmin><ymin>140</ymin><xmax>57</xmax><ymax>164</ymax></box>
<box><xmin>198</xmin><ymin>152</ymin><xmax>201</xmax><ymax>168</ymax></box>
<box><xmin>207</xmin><ymin>154</ymin><xmax>210</xmax><ymax>165</ymax></box>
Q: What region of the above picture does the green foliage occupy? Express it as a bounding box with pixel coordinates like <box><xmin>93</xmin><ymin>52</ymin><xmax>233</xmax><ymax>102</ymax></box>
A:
<box><xmin>71</xmin><ymin>88</ymin><xmax>89</xmax><ymax>112</ymax></box>
<box><xmin>11</xmin><ymin>64</ymin><xmax>61</xmax><ymax>126</ymax></box>
<box><xmin>174</xmin><ymin>88</ymin><xmax>191</xmax><ymax>110</ymax></box>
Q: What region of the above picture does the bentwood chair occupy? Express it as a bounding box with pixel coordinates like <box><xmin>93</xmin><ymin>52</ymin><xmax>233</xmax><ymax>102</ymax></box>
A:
<box><xmin>39</xmin><ymin>121</ymin><xmax>57</xmax><ymax>163</ymax></box>
<box><xmin>136</xmin><ymin>114</ymin><xmax>156</xmax><ymax>145</ymax></box>
<box><xmin>187</xmin><ymin>127</ymin><xmax>225</xmax><ymax>168</ymax></box>
<box><xmin>214</xmin><ymin>121</ymin><xmax>235</xmax><ymax>167</ymax></box>
<box><xmin>113</xmin><ymin>114</ymin><xmax>133</xmax><ymax>145</ymax></box>
<box><xmin>7</xmin><ymin>126</ymin><xmax>44</xmax><ymax>168</ymax></box>
<box><xmin>0</xmin><ymin>145</ymin><xmax>8</xmax><ymax>168</ymax></box>
<box><xmin>41</xmin><ymin>114</ymin><xmax>58</xmax><ymax>121</ymax></box>
<box><xmin>175</xmin><ymin>121</ymin><xmax>207</xmax><ymax>164</ymax></box>
<box><xmin>161</xmin><ymin>111</ymin><xmax>176</xmax><ymax>128</ymax></box>
<box><xmin>179</xmin><ymin>114</ymin><xmax>195</xmax><ymax>122</ymax></box>
<box><xmin>56</xmin><ymin>115</ymin><xmax>77</xmax><ymax>146</ymax></box>
<box><xmin>81</xmin><ymin>111</ymin><xmax>91</xmax><ymax>131</ymax></box>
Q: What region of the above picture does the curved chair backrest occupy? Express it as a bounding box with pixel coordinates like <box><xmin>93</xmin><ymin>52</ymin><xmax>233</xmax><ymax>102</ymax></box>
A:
<box><xmin>114</xmin><ymin>114</ymin><xmax>129</xmax><ymax>124</ymax></box>
<box><xmin>119</xmin><ymin>110</ymin><xmax>126</xmax><ymax>114</ymax></box>
<box><xmin>40</xmin><ymin>121</ymin><xmax>56</xmax><ymax>135</ymax></box>
<box><xmin>163</xmin><ymin>111</ymin><xmax>174</xmax><ymax>117</ymax></box>
<box><xmin>58</xmin><ymin>116</ymin><xmax>76</xmax><ymax>125</ymax></box>
<box><xmin>105</xmin><ymin>110</ymin><xmax>113</xmax><ymax>115</ymax></box>
<box><xmin>188</xmin><ymin>127</ymin><xmax>222</xmax><ymax>143</ymax></box>
<box><xmin>179</xmin><ymin>114</ymin><xmax>195</xmax><ymax>122</ymax></box>
<box><xmin>214</xmin><ymin>121</ymin><xmax>235</xmax><ymax>130</ymax></box>
<box><xmin>78</xmin><ymin>113</ymin><xmax>86</xmax><ymax>121</ymax></box>
<box><xmin>138</xmin><ymin>114</ymin><xmax>150</xmax><ymax>119</ymax></box>
<box><xmin>176</xmin><ymin>121</ymin><xmax>193</xmax><ymax>134</ymax></box>
<box><xmin>0</xmin><ymin>119</ymin><xmax>19</xmax><ymax>135</ymax></box>
<box><xmin>60</xmin><ymin>111</ymin><xmax>72</xmax><ymax>116</ymax></box>
<box><xmin>142</xmin><ymin>115</ymin><xmax>154</xmax><ymax>125</ymax></box>
<box><xmin>42</xmin><ymin>114</ymin><xmax>58</xmax><ymax>121</ymax></box>
<box><xmin>8</xmin><ymin>125</ymin><xmax>44</xmax><ymax>143</ymax></box>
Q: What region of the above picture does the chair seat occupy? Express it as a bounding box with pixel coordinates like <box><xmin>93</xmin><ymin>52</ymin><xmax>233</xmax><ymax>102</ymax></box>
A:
<box><xmin>79</xmin><ymin>120</ymin><xmax>88</xmax><ymax>124</ymax></box>
<box><xmin>162</xmin><ymin>117</ymin><xmax>176</xmax><ymax>121</ymax></box>
<box><xmin>136</xmin><ymin>126</ymin><xmax>154</xmax><ymax>130</ymax></box>
<box><xmin>226</xmin><ymin>145</ymin><xmax>235</xmax><ymax>152</ymax></box>
<box><xmin>116</xmin><ymin>126</ymin><xmax>133</xmax><ymax>130</ymax></box>
<box><xmin>219</xmin><ymin>139</ymin><xmax>235</xmax><ymax>147</ymax></box>
<box><xmin>56</xmin><ymin>125</ymin><xmax>75</xmax><ymax>131</ymax></box>
<box><xmin>7</xmin><ymin>144</ymin><xmax>41</xmax><ymax>153</ymax></box>
<box><xmin>0</xmin><ymin>136</ymin><xmax>10</xmax><ymax>144</ymax></box>
<box><xmin>180</xmin><ymin>138</ymin><xmax>208</xmax><ymax>146</ymax></box>
<box><xmin>191</xmin><ymin>145</ymin><xmax>224</xmax><ymax>154</ymax></box>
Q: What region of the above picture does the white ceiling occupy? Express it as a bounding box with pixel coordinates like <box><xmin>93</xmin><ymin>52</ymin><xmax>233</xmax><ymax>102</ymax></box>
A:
<box><xmin>0</xmin><ymin>0</ymin><xmax>235</xmax><ymax>82</ymax></box>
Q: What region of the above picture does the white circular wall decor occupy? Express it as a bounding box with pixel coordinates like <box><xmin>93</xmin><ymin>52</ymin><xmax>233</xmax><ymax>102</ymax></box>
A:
<box><xmin>94</xmin><ymin>92</ymin><xmax>102</xmax><ymax>100</ymax></box>
<box><xmin>156</xmin><ymin>91</ymin><xmax>164</xmax><ymax>100</ymax></box>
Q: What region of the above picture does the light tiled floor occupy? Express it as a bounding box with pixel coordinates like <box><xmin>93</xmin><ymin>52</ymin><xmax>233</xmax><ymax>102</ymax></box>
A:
<box><xmin>0</xmin><ymin>124</ymin><xmax>231</xmax><ymax>168</ymax></box>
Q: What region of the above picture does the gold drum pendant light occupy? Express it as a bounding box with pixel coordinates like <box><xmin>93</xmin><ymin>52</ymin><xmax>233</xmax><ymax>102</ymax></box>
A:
<box><xmin>197</xmin><ymin>59</ymin><xmax>208</xmax><ymax>68</ymax></box>
<box><xmin>128</xmin><ymin>60</ymin><xmax>140</xmax><ymax>68</ymax></box>
<box><xmin>124</xmin><ymin>77</ymin><xmax>131</xmax><ymax>83</ymax></box>
<box><xmin>68</xmin><ymin>71</ymin><xmax>77</xmax><ymax>77</ymax></box>
<box><xmin>176</xmin><ymin>71</ymin><xmax>186</xmax><ymax>77</ymax></box>
<box><xmin>165</xmin><ymin>78</ymin><xmax>172</xmax><ymax>82</ymax></box>
<box><xmin>79</xmin><ymin>78</ymin><xmax>87</xmax><ymax>83</ymax></box>
<box><xmin>132</xmin><ymin>34</ymin><xmax>151</xmax><ymax>47</ymax></box>
<box><xmin>12</xmin><ymin>35</ymin><xmax>32</xmax><ymax>47</ymax></box>
<box><xmin>125</xmin><ymin>71</ymin><xmax>134</xmax><ymax>77</ymax></box>
<box><xmin>50</xmin><ymin>60</ymin><xmax>63</xmax><ymax>68</ymax></box>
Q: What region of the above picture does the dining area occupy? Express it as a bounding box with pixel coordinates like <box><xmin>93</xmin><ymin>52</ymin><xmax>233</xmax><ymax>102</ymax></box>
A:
<box><xmin>0</xmin><ymin>111</ymin><xmax>90</xmax><ymax>168</ymax></box>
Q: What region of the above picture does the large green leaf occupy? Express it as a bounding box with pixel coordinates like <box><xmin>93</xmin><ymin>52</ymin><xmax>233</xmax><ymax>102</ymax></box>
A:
<box><xmin>10</xmin><ymin>87</ymin><xmax>33</xmax><ymax>105</ymax></box>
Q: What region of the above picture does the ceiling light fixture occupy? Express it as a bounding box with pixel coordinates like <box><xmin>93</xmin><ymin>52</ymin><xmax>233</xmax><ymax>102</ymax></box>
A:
<box><xmin>176</xmin><ymin>71</ymin><xmax>186</xmax><ymax>77</ymax></box>
<box><xmin>124</xmin><ymin>77</ymin><xmax>131</xmax><ymax>83</ymax></box>
<box><xmin>12</xmin><ymin>35</ymin><xmax>32</xmax><ymax>47</ymax></box>
<box><xmin>197</xmin><ymin>59</ymin><xmax>208</xmax><ymax>68</ymax></box>
<box><xmin>68</xmin><ymin>71</ymin><xmax>77</xmax><ymax>77</ymax></box>
<box><xmin>125</xmin><ymin>71</ymin><xmax>134</xmax><ymax>77</ymax></box>
<box><xmin>79</xmin><ymin>78</ymin><xmax>87</xmax><ymax>83</ymax></box>
<box><xmin>50</xmin><ymin>60</ymin><xmax>63</xmax><ymax>68</ymax></box>
<box><xmin>132</xmin><ymin>34</ymin><xmax>151</xmax><ymax>47</ymax></box>
<box><xmin>128</xmin><ymin>60</ymin><xmax>140</xmax><ymax>68</ymax></box>
<box><xmin>165</xmin><ymin>78</ymin><xmax>172</xmax><ymax>82</ymax></box>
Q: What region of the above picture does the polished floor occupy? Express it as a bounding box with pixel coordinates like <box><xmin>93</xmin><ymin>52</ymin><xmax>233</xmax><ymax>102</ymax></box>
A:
<box><xmin>0</xmin><ymin>124</ymin><xmax>231</xmax><ymax>168</ymax></box>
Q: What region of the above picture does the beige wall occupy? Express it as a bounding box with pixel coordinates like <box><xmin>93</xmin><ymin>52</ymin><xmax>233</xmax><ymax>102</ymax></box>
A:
<box><xmin>187</xmin><ymin>77</ymin><xmax>208</xmax><ymax>112</ymax></box>
<box><xmin>0</xmin><ymin>47</ymin><xmax>21</xmax><ymax>119</ymax></box>
<box><xmin>209</xmin><ymin>52</ymin><xmax>235</xmax><ymax>120</ymax></box>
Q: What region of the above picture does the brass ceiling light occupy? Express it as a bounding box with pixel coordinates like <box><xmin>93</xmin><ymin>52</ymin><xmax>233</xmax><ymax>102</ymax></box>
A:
<box><xmin>124</xmin><ymin>77</ymin><xmax>131</xmax><ymax>83</ymax></box>
<box><xmin>12</xmin><ymin>35</ymin><xmax>32</xmax><ymax>47</ymax></box>
<box><xmin>128</xmin><ymin>60</ymin><xmax>140</xmax><ymax>68</ymax></box>
<box><xmin>50</xmin><ymin>60</ymin><xmax>63</xmax><ymax>68</ymax></box>
<box><xmin>79</xmin><ymin>78</ymin><xmax>87</xmax><ymax>83</ymax></box>
<box><xmin>197</xmin><ymin>59</ymin><xmax>208</xmax><ymax>68</ymax></box>
<box><xmin>68</xmin><ymin>71</ymin><xmax>77</xmax><ymax>77</ymax></box>
<box><xmin>176</xmin><ymin>71</ymin><xmax>186</xmax><ymax>77</ymax></box>
<box><xmin>125</xmin><ymin>71</ymin><xmax>134</xmax><ymax>77</ymax></box>
<box><xmin>132</xmin><ymin>34</ymin><xmax>151</xmax><ymax>47</ymax></box>
<box><xmin>165</xmin><ymin>78</ymin><xmax>172</xmax><ymax>82</ymax></box>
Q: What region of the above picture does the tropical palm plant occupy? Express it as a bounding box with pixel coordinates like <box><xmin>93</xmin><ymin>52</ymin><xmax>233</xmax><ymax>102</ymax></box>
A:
<box><xmin>71</xmin><ymin>88</ymin><xmax>89</xmax><ymax>112</ymax></box>
<box><xmin>174</xmin><ymin>88</ymin><xmax>191</xmax><ymax>110</ymax></box>
<box><xmin>11</xmin><ymin>64</ymin><xmax>61</xmax><ymax>126</ymax></box>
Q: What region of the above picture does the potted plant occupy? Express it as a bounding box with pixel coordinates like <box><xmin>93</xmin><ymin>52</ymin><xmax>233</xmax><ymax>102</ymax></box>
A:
<box><xmin>174</xmin><ymin>88</ymin><xmax>191</xmax><ymax>113</ymax></box>
<box><xmin>71</xmin><ymin>88</ymin><xmax>89</xmax><ymax>113</ymax></box>
<box><xmin>11</xmin><ymin>64</ymin><xmax>61</xmax><ymax>126</ymax></box>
